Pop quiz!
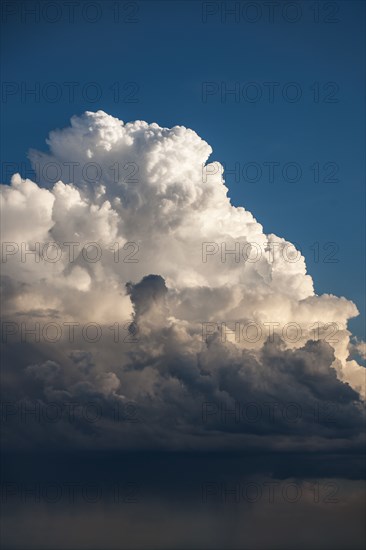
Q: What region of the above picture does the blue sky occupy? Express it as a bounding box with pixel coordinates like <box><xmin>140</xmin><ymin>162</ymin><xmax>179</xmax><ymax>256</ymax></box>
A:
<box><xmin>1</xmin><ymin>0</ymin><xmax>365</xmax><ymax>338</ymax></box>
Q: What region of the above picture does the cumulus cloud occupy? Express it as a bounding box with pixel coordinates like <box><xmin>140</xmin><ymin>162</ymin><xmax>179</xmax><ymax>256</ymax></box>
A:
<box><xmin>1</xmin><ymin>110</ymin><xmax>365</xmax><ymax>451</ymax></box>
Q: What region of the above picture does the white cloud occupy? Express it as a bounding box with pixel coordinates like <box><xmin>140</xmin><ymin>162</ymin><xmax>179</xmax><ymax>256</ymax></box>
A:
<box><xmin>1</xmin><ymin>111</ymin><xmax>364</xmax><ymax>450</ymax></box>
